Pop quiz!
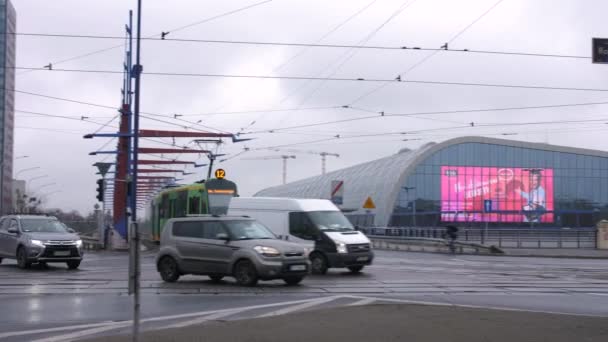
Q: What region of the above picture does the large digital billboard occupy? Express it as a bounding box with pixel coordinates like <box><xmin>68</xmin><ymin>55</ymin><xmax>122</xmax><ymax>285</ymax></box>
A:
<box><xmin>441</xmin><ymin>166</ymin><xmax>554</xmax><ymax>223</ymax></box>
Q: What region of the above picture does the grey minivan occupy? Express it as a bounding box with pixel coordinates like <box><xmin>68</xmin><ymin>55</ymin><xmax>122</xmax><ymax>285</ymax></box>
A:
<box><xmin>0</xmin><ymin>215</ymin><xmax>84</xmax><ymax>269</ymax></box>
<box><xmin>156</xmin><ymin>216</ymin><xmax>310</xmax><ymax>286</ymax></box>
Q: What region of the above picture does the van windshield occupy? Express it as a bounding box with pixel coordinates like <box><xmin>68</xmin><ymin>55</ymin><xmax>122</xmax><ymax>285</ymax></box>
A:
<box><xmin>208</xmin><ymin>194</ymin><xmax>233</xmax><ymax>215</ymax></box>
<box><xmin>307</xmin><ymin>211</ymin><xmax>354</xmax><ymax>232</ymax></box>
<box><xmin>223</xmin><ymin>220</ymin><xmax>276</xmax><ymax>240</ymax></box>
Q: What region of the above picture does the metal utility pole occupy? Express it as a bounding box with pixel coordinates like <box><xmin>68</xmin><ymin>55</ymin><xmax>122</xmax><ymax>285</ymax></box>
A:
<box><xmin>129</xmin><ymin>1</ymin><xmax>142</xmax><ymax>341</ymax></box>
<box><xmin>243</xmin><ymin>155</ymin><xmax>296</xmax><ymax>184</ymax></box>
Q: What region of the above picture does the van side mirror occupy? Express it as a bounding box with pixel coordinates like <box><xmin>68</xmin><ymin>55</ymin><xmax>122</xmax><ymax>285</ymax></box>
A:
<box><xmin>7</xmin><ymin>227</ymin><xmax>18</xmax><ymax>234</ymax></box>
<box><xmin>354</xmin><ymin>225</ymin><xmax>360</xmax><ymax>231</ymax></box>
<box><xmin>216</xmin><ymin>233</ymin><xmax>230</xmax><ymax>241</ymax></box>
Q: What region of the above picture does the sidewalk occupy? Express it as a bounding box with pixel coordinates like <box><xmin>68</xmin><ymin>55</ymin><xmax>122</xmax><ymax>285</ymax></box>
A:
<box><xmin>83</xmin><ymin>303</ymin><xmax>608</xmax><ymax>342</ymax></box>
<box><xmin>502</xmin><ymin>248</ymin><xmax>608</xmax><ymax>259</ymax></box>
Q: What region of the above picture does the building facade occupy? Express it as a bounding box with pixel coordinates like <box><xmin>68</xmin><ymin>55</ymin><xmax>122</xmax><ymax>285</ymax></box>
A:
<box><xmin>0</xmin><ymin>0</ymin><xmax>16</xmax><ymax>215</ymax></box>
<box><xmin>256</xmin><ymin>137</ymin><xmax>608</xmax><ymax>229</ymax></box>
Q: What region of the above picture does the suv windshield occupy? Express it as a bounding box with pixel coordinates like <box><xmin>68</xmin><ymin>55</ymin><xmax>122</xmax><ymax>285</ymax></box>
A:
<box><xmin>21</xmin><ymin>219</ymin><xmax>69</xmax><ymax>233</ymax></box>
<box><xmin>223</xmin><ymin>220</ymin><xmax>276</xmax><ymax>240</ymax></box>
<box><xmin>307</xmin><ymin>211</ymin><xmax>354</xmax><ymax>232</ymax></box>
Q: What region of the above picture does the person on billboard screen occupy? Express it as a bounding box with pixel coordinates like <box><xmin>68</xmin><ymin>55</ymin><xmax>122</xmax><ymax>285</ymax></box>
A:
<box><xmin>514</xmin><ymin>170</ymin><xmax>546</xmax><ymax>222</ymax></box>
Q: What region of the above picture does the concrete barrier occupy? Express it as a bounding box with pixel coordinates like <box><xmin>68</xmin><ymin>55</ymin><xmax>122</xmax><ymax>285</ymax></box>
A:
<box><xmin>370</xmin><ymin>237</ymin><xmax>504</xmax><ymax>255</ymax></box>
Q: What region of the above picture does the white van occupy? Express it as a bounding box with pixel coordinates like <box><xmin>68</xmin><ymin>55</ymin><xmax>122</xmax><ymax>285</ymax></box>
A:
<box><xmin>228</xmin><ymin>197</ymin><xmax>373</xmax><ymax>274</ymax></box>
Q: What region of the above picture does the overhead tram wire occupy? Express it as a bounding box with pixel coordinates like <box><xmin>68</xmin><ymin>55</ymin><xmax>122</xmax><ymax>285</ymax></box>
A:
<box><xmin>248</xmin><ymin>117</ymin><xmax>608</xmax><ymax>152</ymax></box>
<box><xmin>15</xmin><ymin>0</ymin><xmax>275</xmax><ymax>77</ymax></box>
<box><xmin>12</xmin><ymin>32</ymin><xmax>590</xmax><ymax>60</ymax></box>
<box><xmin>273</xmin><ymin>0</ymin><xmax>379</xmax><ymax>73</ymax></box>
<box><xmin>10</xmin><ymin>67</ymin><xmax>608</xmax><ymax>93</ymax></box>
<box><xmin>233</xmin><ymin>0</ymin><xmax>380</xmax><ymax>135</ymax></box>
<box><xmin>10</xmin><ymin>87</ymin><xmax>232</xmax><ymax>133</ymax></box>
<box><xmin>349</xmin><ymin>0</ymin><xmax>506</xmax><ymax>106</ymax></box>
<box><xmin>292</xmin><ymin>0</ymin><xmax>419</xmax><ymax>108</ymax></box>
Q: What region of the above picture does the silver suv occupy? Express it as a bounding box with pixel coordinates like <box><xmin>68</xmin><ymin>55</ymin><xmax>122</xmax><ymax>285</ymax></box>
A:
<box><xmin>156</xmin><ymin>216</ymin><xmax>310</xmax><ymax>286</ymax></box>
<box><xmin>0</xmin><ymin>215</ymin><xmax>84</xmax><ymax>269</ymax></box>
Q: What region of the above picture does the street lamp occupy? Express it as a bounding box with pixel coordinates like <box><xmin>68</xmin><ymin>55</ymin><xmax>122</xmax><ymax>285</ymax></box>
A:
<box><xmin>403</xmin><ymin>186</ymin><xmax>416</xmax><ymax>227</ymax></box>
<box><xmin>16</xmin><ymin>166</ymin><xmax>41</xmax><ymax>178</ymax></box>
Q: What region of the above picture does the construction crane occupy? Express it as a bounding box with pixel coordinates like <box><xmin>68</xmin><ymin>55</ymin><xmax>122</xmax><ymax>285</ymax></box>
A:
<box><xmin>242</xmin><ymin>155</ymin><xmax>296</xmax><ymax>185</ymax></box>
<box><xmin>268</xmin><ymin>148</ymin><xmax>339</xmax><ymax>175</ymax></box>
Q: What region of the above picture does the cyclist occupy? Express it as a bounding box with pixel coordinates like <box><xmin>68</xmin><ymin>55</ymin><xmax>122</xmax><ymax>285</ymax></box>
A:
<box><xmin>445</xmin><ymin>225</ymin><xmax>459</xmax><ymax>253</ymax></box>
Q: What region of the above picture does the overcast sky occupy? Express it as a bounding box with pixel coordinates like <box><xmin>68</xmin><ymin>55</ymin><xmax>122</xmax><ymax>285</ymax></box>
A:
<box><xmin>12</xmin><ymin>0</ymin><xmax>608</xmax><ymax>214</ymax></box>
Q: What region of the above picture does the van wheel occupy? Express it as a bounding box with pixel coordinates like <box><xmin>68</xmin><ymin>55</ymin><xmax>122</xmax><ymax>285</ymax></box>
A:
<box><xmin>67</xmin><ymin>261</ymin><xmax>81</xmax><ymax>270</ymax></box>
<box><xmin>208</xmin><ymin>274</ymin><xmax>224</xmax><ymax>282</ymax></box>
<box><xmin>234</xmin><ymin>260</ymin><xmax>258</xmax><ymax>286</ymax></box>
<box><xmin>283</xmin><ymin>276</ymin><xmax>304</xmax><ymax>286</ymax></box>
<box><xmin>348</xmin><ymin>265</ymin><xmax>364</xmax><ymax>273</ymax></box>
<box><xmin>159</xmin><ymin>256</ymin><xmax>180</xmax><ymax>283</ymax></box>
<box><xmin>16</xmin><ymin>247</ymin><xmax>31</xmax><ymax>269</ymax></box>
<box><xmin>310</xmin><ymin>253</ymin><xmax>328</xmax><ymax>275</ymax></box>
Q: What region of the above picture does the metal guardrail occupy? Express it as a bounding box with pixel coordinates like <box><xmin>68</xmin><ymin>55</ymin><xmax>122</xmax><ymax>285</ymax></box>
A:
<box><xmin>80</xmin><ymin>235</ymin><xmax>103</xmax><ymax>250</ymax></box>
<box><xmin>359</xmin><ymin>227</ymin><xmax>597</xmax><ymax>249</ymax></box>
<box><xmin>370</xmin><ymin>236</ymin><xmax>503</xmax><ymax>254</ymax></box>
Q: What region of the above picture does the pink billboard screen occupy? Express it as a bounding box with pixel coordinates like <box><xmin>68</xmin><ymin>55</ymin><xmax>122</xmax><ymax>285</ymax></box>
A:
<box><xmin>441</xmin><ymin>166</ymin><xmax>554</xmax><ymax>223</ymax></box>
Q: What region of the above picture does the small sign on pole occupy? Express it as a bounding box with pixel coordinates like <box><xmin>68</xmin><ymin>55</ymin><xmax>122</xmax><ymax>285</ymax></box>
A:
<box><xmin>363</xmin><ymin>196</ymin><xmax>376</xmax><ymax>209</ymax></box>
<box><xmin>331</xmin><ymin>180</ymin><xmax>344</xmax><ymax>205</ymax></box>
<box><xmin>592</xmin><ymin>38</ymin><xmax>608</xmax><ymax>64</ymax></box>
<box><xmin>94</xmin><ymin>162</ymin><xmax>113</xmax><ymax>177</ymax></box>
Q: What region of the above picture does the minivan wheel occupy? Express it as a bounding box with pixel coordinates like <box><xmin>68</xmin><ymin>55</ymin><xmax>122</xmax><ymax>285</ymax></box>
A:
<box><xmin>208</xmin><ymin>274</ymin><xmax>224</xmax><ymax>282</ymax></box>
<box><xmin>234</xmin><ymin>260</ymin><xmax>258</xmax><ymax>287</ymax></box>
<box><xmin>16</xmin><ymin>247</ymin><xmax>31</xmax><ymax>269</ymax></box>
<box><xmin>159</xmin><ymin>256</ymin><xmax>180</xmax><ymax>283</ymax></box>
<box><xmin>347</xmin><ymin>265</ymin><xmax>364</xmax><ymax>273</ymax></box>
<box><xmin>283</xmin><ymin>276</ymin><xmax>304</xmax><ymax>286</ymax></box>
<box><xmin>67</xmin><ymin>261</ymin><xmax>81</xmax><ymax>270</ymax></box>
<box><xmin>310</xmin><ymin>253</ymin><xmax>328</xmax><ymax>275</ymax></box>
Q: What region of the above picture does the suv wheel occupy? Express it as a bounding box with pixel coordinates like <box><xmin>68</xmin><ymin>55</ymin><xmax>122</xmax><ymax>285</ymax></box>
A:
<box><xmin>234</xmin><ymin>260</ymin><xmax>258</xmax><ymax>286</ymax></box>
<box><xmin>310</xmin><ymin>253</ymin><xmax>328</xmax><ymax>275</ymax></box>
<box><xmin>283</xmin><ymin>276</ymin><xmax>304</xmax><ymax>286</ymax></box>
<box><xmin>158</xmin><ymin>256</ymin><xmax>180</xmax><ymax>283</ymax></box>
<box><xmin>208</xmin><ymin>274</ymin><xmax>224</xmax><ymax>282</ymax></box>
<box><xmin>16</xmin><ymin>247</ymin><xmax>31</xmax><ymax>269</ymax></box>
<box><xmin>67</xmin><ymin>261</ymin><xmax>81</xmax><ymax>270</ymax></box>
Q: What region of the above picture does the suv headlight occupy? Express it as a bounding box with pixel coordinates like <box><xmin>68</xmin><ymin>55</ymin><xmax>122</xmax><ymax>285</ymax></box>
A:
<box><xmin>30</xmin><ymin>239</ymin><xmax>45</xmax><ymax>247</ymax></box>
<box><xmin>75</xmin><ymin>240</ymin><xmax>83</xmax><ymax>247</ymax></box>
<box><xmin>336</xmin><ymin>241</ymin><xmax>348</xmax><ymax>254</ymax></box>
<box><xmin>254</xmin><ymin>246</ymin><xmax>281</xmax><ymax>257</ymax></box>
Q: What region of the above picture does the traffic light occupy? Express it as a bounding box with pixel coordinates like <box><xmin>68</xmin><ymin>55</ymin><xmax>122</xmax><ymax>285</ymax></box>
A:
<box><xmin>96</xmin><ymin>179</ymin><xmax>104</xmax><ymax>202</ymax></box>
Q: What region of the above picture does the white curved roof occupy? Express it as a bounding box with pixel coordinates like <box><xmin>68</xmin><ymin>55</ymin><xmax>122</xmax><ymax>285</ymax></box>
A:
<box><xmin>255</xmin><ymin>136</ymin><xmax>608</xmax><ymax>226</ymax></box>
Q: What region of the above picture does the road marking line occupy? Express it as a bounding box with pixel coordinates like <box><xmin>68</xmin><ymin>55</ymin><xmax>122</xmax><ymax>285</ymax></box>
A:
<box><xmin>30</xmin><ymin>323</ymin><xmax>132</xmax><ymax>342</ymax></box>
<box><xmin>0</xmin><ymin>296</ymin><xmax>339</xmax><ymax>340</ymax></box>
<box><xmin>588</xmin><ymin>293</ymin><xmax>608</xmax><ymax>297</ymax></box>
<box><xmin>342</xmin><ymin>295</ymin><xmax>608</xmax><ymax>318</ymax></box>
<box><xmin>162</xmin><ymin>309</ymin><xmax>243</xmax><ymax>329</ymax></box>
<box><xmin>0</xmin><ymin>321</ymin><xmax>122</xmax><ymax>339</ymax></box>
<box><xmin>348</xmin><ymin>297</ymin><xmax>376</xmax><ymax>306</ymax></box>
<box><xmin>257</xmin><ymin>296</ymin><xmax>341</xmax><ymax>318</ymax></box>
